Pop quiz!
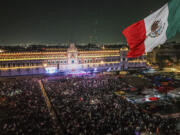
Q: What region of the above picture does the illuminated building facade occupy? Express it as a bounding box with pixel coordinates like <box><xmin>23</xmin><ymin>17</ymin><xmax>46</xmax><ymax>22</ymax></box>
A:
<box><xmin>0</xmin><ymin>43</ymin><xmax>147</xmax><ymax>76</ymax></box>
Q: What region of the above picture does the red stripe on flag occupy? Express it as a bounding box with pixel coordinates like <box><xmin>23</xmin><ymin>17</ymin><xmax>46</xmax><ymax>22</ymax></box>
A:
<box><xmin>122</xmin><ymin>20</ymin><xmax>146</xmax><ymax>58</ymax></box>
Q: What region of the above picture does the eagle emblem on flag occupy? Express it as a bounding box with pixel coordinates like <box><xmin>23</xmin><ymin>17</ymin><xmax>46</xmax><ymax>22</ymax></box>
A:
<box><xmin>149</xmin><ymin>20</ymin><xmax>165</xmax><ymax>38</ymax></box>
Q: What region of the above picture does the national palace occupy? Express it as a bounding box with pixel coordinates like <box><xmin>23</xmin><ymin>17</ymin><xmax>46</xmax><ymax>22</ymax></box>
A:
<box><xmin>0</xmin><ymin>43</ymin><xmax>147</xmax><ymax>76</ymax></box>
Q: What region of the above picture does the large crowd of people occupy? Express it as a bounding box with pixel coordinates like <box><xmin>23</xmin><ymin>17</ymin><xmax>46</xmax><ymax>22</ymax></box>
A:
<box><xmin>0</xmin><ymin>74</ymin><xmax>179</xmax><ymax>135</ymax></box>
<box><xmin>0</xmin><ymin>78</ymin><xmax>54</xmax><ymax>135</ymax></box>
<box><xmin>43</xmin><ymin>74</ymin><xmax>179</xmax><ymax>135</ymax></box>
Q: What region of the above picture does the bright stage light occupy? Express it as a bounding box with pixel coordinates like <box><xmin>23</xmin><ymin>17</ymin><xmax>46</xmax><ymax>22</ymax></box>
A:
<box><xmin>66</xmin><ymin>70</ymin><xmax>87</xmax><ymax>75</ymax></box>
<box><xmin>94</xmin><ymin>68</ymin><xmax>98</xmax><ymax>73</ymax></box>
<box><xmin>43</xmin><ymin>63</ymin><xmax>47</xmax><ymax>67</ymax></box>
<box><xmin>45</xmin><ymin>67</ymin><xmax>57</xmax><ymax>74</ymax></box>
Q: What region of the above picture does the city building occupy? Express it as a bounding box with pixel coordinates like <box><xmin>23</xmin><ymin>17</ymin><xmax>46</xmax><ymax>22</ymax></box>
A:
<box><xmin>0</xmin><ymin>43</ymin><xmax>147</xmax><ymax>76</ymax></box>
<box><xmin>147</xmin><ymin>42</ymin><xmax>180</xmax><ymax>69</ymax></box>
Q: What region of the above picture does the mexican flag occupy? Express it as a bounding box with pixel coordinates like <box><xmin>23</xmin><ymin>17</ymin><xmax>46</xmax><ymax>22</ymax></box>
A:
<box><xmin>122</xmin><ymin>0</ymin><xmax>180</xmax><ymax>58</ymax></box>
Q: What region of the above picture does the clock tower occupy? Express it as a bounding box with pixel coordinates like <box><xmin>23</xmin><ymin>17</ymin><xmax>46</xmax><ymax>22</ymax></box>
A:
<box><xmin>67</xmin><ymin>43</ymin><xmax>78</xmax><ymax>65</ymax></box>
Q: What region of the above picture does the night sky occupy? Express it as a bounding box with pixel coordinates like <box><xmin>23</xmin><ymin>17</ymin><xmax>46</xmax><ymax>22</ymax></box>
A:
<box><xmin>0</xmin><ymin>0</ymin><xmax>179</xmax><ymax>45</ymax></box>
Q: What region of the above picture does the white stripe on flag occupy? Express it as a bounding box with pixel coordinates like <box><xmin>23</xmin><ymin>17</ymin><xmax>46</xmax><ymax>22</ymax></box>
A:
<box><xmin>144</xmin><ymin>3</ymin><xmax>169</xmax><ymax>52</ymax></box>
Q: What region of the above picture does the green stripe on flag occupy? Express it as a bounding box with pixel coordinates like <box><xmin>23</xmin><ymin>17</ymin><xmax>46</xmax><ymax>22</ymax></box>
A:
<box><xmin>166</xmin><ymin>0</ymin><xmax>180</xmax><ymax>39</ymax></box>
